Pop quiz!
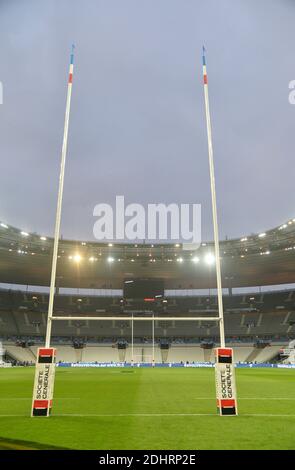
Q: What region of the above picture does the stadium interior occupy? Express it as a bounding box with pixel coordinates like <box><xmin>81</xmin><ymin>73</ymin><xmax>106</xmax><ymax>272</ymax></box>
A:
<box><xmin>0</xmin><ymin>220</ymin><xmax>295</xmax><ymax>366</ymax></box>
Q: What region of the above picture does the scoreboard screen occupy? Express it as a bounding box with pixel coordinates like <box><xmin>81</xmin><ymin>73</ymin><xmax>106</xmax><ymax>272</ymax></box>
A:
<box><xmin>123</xmin><ymin>279</ymin><xmax>164</xmax><ymax>300</ymax></box>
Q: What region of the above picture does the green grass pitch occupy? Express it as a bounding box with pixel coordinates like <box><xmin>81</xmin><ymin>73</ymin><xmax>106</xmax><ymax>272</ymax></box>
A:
<box><xmin>0</xmin><ymin>367</ymin><xmax>294</xmax><ymax>450</ymax></box>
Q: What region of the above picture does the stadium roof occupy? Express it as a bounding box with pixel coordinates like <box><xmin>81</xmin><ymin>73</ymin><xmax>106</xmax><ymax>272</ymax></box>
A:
<box><xmin>1</xmin><ymin>219</ymin><xmax>295</xmax><ymax>289</ymax></box>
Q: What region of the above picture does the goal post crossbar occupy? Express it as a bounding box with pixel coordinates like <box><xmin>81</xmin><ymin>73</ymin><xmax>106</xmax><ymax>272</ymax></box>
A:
<box><xmin>49</xmin><ymin>316</ymin><xmax>221</xmax><ymax>322</ymax></box>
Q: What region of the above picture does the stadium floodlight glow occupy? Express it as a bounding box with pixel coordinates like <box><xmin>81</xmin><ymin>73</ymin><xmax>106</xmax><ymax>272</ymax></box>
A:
<box><xmin>73</xmin><ymin>254</ymin><xmax>81</xmax><ymax>262</ymax></box>
<box><xmin>192</xmin><ymin>256</ymin><xmax>200</xmax><ymax>263</ymax></box>
<box><xmin>258</xmin><ymin>232</ymin><xmax>266</xmax><ymax>238</ymax></box>
<box><xmin>21</xmin><ymin>231</ymin><xmax>29</xmax><ymax>237</ymax></box>
<box><xmin>108</xmin><ymin>243</ymin><xmax>113</xmax><ymax>247</ymax></box>
<box><xmin>175</xmin><ymin>243</ymin><xmax>180</xmax><ymax>247</ymax></box>
<box><xmin>89</xmin><ymin>256</ymin><xmax>96</xmax><ymax>262</ymax></box>
<box><xmin>279</xmin><ymin>224</ymin><xmax>287</xmax><ymax>230</ymax></box>
<box><xmin>0</xmin><ymin>223</ymin><xmax>8</xmax><ymax>229</ymax></box>
<box><xmin>240</xmin><ymin>237</ymin><xmax>247</xmax><ymax>242</ymax></box>
<box><xmin>204</xmin><ymin>253</ymin><xmax>215</xmax><ymax>265</ymax></box>
<box><xmin>107</xmin><ymin>256</ymin><xmax>114</xmax><ymax>263</ymax></box>
<box><xmin>40</xmin><ymin>236</ymin><xmax>47</xmax><ymax>241</ymax></box>
<box><xmin>176</xmin><ymin>257</ymin><xmax>183</xmax><ymax>263</ymax></box>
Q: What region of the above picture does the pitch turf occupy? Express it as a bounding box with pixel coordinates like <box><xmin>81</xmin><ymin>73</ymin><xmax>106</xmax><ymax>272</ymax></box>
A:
<box><xmin>0</xmin><ymin>367</ymin><xmax>294</xmax><ymax>450</ymax></box>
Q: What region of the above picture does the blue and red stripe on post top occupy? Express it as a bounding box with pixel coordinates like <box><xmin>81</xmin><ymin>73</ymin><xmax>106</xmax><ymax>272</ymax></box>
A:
<box><xmin>202</xmin><ymin>46</ymin><xmax>208</xmax><ymax>85</ymax></box>
<box><xmin>68</xmin><ymin>44</ymin><xmax>74</xmax><ymax>84</ymax></box>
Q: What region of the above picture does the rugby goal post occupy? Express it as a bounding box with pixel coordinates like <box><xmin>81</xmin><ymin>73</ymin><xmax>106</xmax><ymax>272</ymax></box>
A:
<box><xmin>202</xmin><ymin>47</ymin><xmax>237</xmax><ymax>416</ymax></box>
<box><xmin>31</xmin><ymin>44</ymin><xmax>75</xmax><ymax>417</ymax></box>
<box><xmin>31</xmin><ymin>47</ymin><xmax>238</xmax><ymax>416</ymax></box>
<box><xmin>131</xmin><ymin>355</ymin><xmax>154</xmax><ymax>364</ymax></box>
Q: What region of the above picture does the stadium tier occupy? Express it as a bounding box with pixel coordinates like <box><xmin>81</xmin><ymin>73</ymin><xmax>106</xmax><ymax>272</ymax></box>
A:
<box><xmin>2</xmin><ymin>343</ymin><xmax>283</xmax><ymax>365</ymax></box>
<box><xmin>0</xmin><ymin>288</ymin><xmax>294</xmax><ymax>342</ymax></box>
<box><xmin>1</xmin><ymin>220</ymin><xmax>295</xmax><ymax>288</ymax></box>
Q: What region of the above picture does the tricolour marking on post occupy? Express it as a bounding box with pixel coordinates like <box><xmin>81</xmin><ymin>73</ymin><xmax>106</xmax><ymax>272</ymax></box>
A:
<box><xmin>31</xmin><ymin>348</ymin><xmax>56</xmax><ymax>417</ymax></box>
<box><xmin>215</xmin><ymin>347</ymin><xmax>238</xmax><ymax>416</ymax></box>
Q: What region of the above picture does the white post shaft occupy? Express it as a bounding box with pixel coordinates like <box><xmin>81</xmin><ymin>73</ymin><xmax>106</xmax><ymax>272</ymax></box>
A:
<box><xmin>203</xmin><ymin>57</ymin><xmax>225</xmax><ymax>348</ymax></box>
<box><xmin>45</xmin><ymin>53</ymin><xmax>74</xmax><ymax>348</ymax></box>
<box><xmin>152</xmin><ymin>315</ymin><xmax>155</xmax><ymax>362</ymax></box>
<box><xmin>131</xmin><ymin>315</ymin><xmax>134</xmax><ymax>362</ymax></box>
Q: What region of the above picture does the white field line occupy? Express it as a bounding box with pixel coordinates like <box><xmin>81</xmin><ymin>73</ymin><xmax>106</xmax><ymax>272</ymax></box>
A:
<box><xmin>0</xmin><ymin>397</ymin><xmax>80</xmax><ymax>400</ymax></box>
<box><xmin>236</xmin><ymin>398</ymin><xmax>295</xmax><ymax>400</ymax></box>
<box><xmin>1</xmin><ymin>413</ymin><xmax>295</xmax><ymax>418</ymax></box>
<box><xmin>56</xmin><ymin>413</ymin><xmax>216</xmax><ymax>417</ymax></box>
<box><xmin>53</xmin><ymin>413</ymin><xmax>295</xmax><ymax>417</ymax></box>
<box><xmin>192</xmin><ymin>397</ymin><xmax>295</xmax><ymax>400</ymax></box>
<box><xmin>1</xmin><ymin>397</ymin><xmax>295</xmax><ymax>401</ymax></box>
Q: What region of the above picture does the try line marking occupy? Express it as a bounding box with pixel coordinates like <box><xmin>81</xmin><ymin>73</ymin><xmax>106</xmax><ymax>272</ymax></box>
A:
<box><xmin>192</xmin><ymin>397</ymin><xmax>295</xmax><ymax>400</ymax></box>
<box><xmin>53</xmin><ymin>413</ymin><xmax>295</xmax><ymax>417</ymax></box>
<box><xmin>1</xmin><ymin>397</ymin><xmax>295</xmax><ymax>401</ymax></box>
<box><xmin>1</xmin><ymin>413</ymin><xmax>295</xmax><ymax>418</ymax></box>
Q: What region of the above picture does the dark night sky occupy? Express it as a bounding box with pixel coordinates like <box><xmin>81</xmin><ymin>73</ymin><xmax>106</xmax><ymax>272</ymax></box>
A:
<box><xmin>0</xmin><ymin>0</ymin><xmax>295</xmax><ymax>243</ymax></box>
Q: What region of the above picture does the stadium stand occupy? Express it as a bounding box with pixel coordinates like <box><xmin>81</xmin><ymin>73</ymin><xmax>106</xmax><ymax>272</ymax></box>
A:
<box><xmin>1</xmin><ymin>341</ymin><xmax>283</xmax><ymax>365</ymax></box>
<box><xmin>1</xmin><ymin>288</ymin><xmax>294</xmax><ymax>340</ymax></box>
<box><xmin>0</xmin><ymin>286</ymin><xmax>293</xmax><ymax>365</ymax></box>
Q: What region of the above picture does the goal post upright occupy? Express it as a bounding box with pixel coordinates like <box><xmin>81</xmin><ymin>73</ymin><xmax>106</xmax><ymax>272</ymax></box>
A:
<box><xmin>152</xmin><ymin>314</ymin><xmax>155</xmax><ymax>365</ymax></box>
<box><xmin>202</xmin><ymin>46</ymin><xmax>238</xmax><ymax>416</ymax></box>
<box><xmin>45</xmin><ymin>44</ymin><xmax>75</xmax><ymax>349</ymax></box>
<box><xmin>131</xmin><ymin>314</ymin><xmax>134</xmax><ymax>363</ymax></box>
<box><xmin>202</xmin><ymin>46</ymin><xmax>225</xmax><ymax>348</ymax></box>
<box><xmin>31</xmin><ymin>45</ymin><xmax>75</xmax><ymax>417</ymax></box>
